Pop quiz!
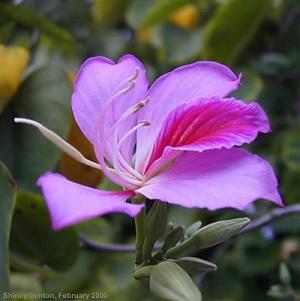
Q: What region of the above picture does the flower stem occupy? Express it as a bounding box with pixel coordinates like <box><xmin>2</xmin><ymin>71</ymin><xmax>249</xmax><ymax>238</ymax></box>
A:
<box><xmin>132</xmin><ymin>195</ymin><xmax>146</xmax><ymax>265</ymax></box>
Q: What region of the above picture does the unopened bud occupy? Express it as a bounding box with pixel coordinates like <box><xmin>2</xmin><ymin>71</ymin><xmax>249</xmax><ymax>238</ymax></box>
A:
<box><xmin>162</xmin><ymin>225</ymin><xmax>185</xmax><ymax>252</ymax></box>
<box><xmin>143</xmin><ymin>201</ymin><xmax>168</xmax><ymax>261</ymax></box>
<box><xmin>166</xmin><ymin>218</ymin><xmax>250</xmax><ymax>258</ymax></box>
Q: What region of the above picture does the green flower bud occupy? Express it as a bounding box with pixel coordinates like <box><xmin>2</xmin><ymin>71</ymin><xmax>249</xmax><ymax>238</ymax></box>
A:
<box><xmin>171</xmin><ymin>257</ymin><xmax>217</xmax><ymax>275</ymax></box>
<box><xmin>143</xmin><ymin>201</ymin><xmax>168</xmax><ymax>261</ymax></box>
<box><xmin>185</xmin><ymin>221</ymin><xmax>202</xmax><ymax>238</ymax></box>
<box><xmin>166</xmin><ymin>218</ymin><xmax>250</xmax><ymax>258</ymax></box>
<box><xmin>162</xmin><ymin>225</ymin><xmax>185</xmax><ymax>252</ymax></box>
<box><xmin>150</xmin><ymin>261</ymin><xmax>202</xmax><ymax>301</ymax></box>
<box><xmin>279</xmin><ymin>263</ymin><xmax>291</xmax><ymax>287</ymax></box>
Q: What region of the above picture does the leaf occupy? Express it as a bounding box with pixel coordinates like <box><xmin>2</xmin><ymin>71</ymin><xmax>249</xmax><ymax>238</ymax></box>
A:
<box><xmin>10</xmin><ymin>191</ymin><xmax>79</xmax><ymax>272</ymax></box>
<box><xmin>76</xmin><ymin>219</ymin><xmax>115</xmax><ymax>244</ymax></box>
<box><xmin>158</xmin><ymin>23</ymin><xmax>203</xmax><ymax>64</ymax></box>
<box><xmin>202</xmin><ymin>0</ymin><xmax>271</xmax><ymax>64</ymax></box>
<box><xmin>282</xmin><ymin>126</ymin><xmax>300</xmax><ymax>172</ymax></box>
<box><xmin>139</xmin><ymin>0</ymin><xmax>193</xmax><ymax>30</ymax></box>
<box><xmin>13</xmin><ymin>64</ymin><xmax>72</xmax><ymax>190</ymax></box>
<box><xmin>0</xmin><ymin>44</ymin><xmax>29</xmax><ymax>112</ymax></box>
<box><xmin>93</xmin><ymin>0</ymin><xmax>132</xmax><ymax>26</ymax></box>
<box><xmin>150</xmin><ymin>261</ymin><xmax>202</xmax><ymax>301</ymax></box>
<box><xmin>0</xmin><ymin>162</ymin><xmax>16</xmax><ymax>293</ymax></box>
<box><xmin>10</xmin><ymin>273</ymin><xmax>42</xmax><ymax>294</ymax></box>
<box><xmin>127</xmin><ymin>0</ymin><xmax>192</xmax><ymax>30</ymax></box>
<box><xmin>0</xmin><ymin>4</ymin><xmax>74</xmax><ymax>47</ymax></box>
<box><xmin>126</xmin><ymin>0</ymin><xmax>153</xmax><ymax>29</ymax></box>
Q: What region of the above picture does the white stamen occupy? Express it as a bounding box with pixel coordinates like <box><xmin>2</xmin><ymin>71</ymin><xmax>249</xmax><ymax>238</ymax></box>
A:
<box><xmin>112</xmin><ymin>121</ymin><xmax>150</xmax><ymax>185</ymax></box>
<box><xmin>96</xmin><ymin>70</ymin><xmax>140</xmax><ymax>182</ymax></box>
<box><xmin>14</xmin><ymin>118</ymin><xmax>101</xmax><ymax>170</ymax></box>
<box><xmin>108</xmin><ymin>97</ymin><xmax>150</xmax><ymax>180</ymax></box>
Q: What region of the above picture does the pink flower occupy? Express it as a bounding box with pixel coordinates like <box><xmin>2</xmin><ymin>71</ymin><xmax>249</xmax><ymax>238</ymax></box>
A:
<box><xmin>15</xmin><ymin>55</ymin><xmax>283</xmax><ymax>230</ymax></box>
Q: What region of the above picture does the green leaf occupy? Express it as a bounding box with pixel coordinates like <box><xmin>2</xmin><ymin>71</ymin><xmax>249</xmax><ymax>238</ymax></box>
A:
<box><xmin>0</xmin><ymin>4</ymin><xmax>74</xmax><ymax>47</ymax></box>
<box><xmin>282</xmin><ymin>126</ymin><xmax>300</xmax><ymax>172</ymax></box>
<box><xmin>139</xmin><ymin>0</ymin><xmax>193</xmax><ymax>29</ymax></box>
<box><xmin>158</xmin><ymin>24</ymin><xmax>203</xmax><ymax>64</ymax></box>
<box><xmin>127</xmin><ymin>0</ymin><xmax>196</xmax><ymax>30</ymax></box>
<box><xmin>202</xmin><ymin>0</ymin><xmax>271</xmax><ymax>64</ymax></box>
<box><xmin>93</xmin><ymin>0</ymin><xmax>132</xmax><ymax>26</ymax></box>
<box><xmin>10</xmin><ymin>273</ymin><xmax>42</xmax><ymax>294</ymax></box>
<box><xmin>0</xmin><ymin>162</ymin><xmax>16</xmax><ymax>293</ymax></box>
<box><xmin>10</xmin><ymin>191</ymin><xmax>79</xmax><ymax>272</ymax></box>
<box><xmin>76</xmin><ymin>219</ymin><xmax>115</xmax><ymax>244</ymax></box>
<box><xmin>127</xmin><ymin>0</ymin><xmax>154</xmax><ymax>29</ymax></box>
<box><xmin>150</xmin><ymin>261</ymin><xmax>202</xmax><ymax>301</ymax></box>
<box><xmin>13</xmin><ymin>65</ymin><xmax>72</xmax><ymax>190</ymax></box>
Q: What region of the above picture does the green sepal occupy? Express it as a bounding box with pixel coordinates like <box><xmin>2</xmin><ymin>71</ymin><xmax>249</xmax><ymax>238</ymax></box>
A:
<box><xmin>166</xmin><ymin>218</ymin><xmax>250</xmax><ymax>258</ymax></box>
<box><xmin>150</xmin><ymin>261</ymin><xmax>202</xmax><ymax>301</ymax></box>
<box><xmin>143</xmin><ymin>201</ymin><xmax>168</xmax><ymax>261</ymax></box>
<box><xmin>185</xmin><ymin>221</ymin><xmax>202</xmax><ymax>238</ymax></box>
<box><xmin>162</xmin><ymin>225</ymin><xmax>185</xmax><ymax>252</ymax></box>
<box><xmin>170</xmin><ymin>257</ymin><xmax>217</xmax><ymax>275</ymax></box>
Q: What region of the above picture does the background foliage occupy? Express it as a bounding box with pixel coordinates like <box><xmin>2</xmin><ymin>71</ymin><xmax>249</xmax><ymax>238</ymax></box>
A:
<box><xmin>0</xmin><ymin>0</ymin><xmax>300</xmax><ymax>300</ymax></box>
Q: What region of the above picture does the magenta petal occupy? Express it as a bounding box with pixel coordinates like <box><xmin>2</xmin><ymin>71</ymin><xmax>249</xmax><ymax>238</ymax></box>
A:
<box><xmin>146</xmin><ymin>98</ymin><xmax>270</xmax><ymax>172</ymax></box>
<box><xmin>137</xmin><ymin>149</ymin><xmax>283</xmax><ymax>210</ymax></box>
<box><xmin>135</xmin><ymin>61</ymin><xmax>240</xmax><ymax>172</ymax></box>
<box><xmin>37</xmin><ymin>173</ymin><xmax>142</xmax><ymax>231</ymax></box>
<box><xmin>72</xmin><ymin>54</ymin><xmax>148</xmax><ymax>163</ymax></box>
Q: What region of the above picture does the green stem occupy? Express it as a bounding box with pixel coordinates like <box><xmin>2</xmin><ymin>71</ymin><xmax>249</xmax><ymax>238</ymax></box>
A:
<box><xmin>132</xmin><ymin>195</ymin><xmax>146</xmax><ymax>265</ymax></box>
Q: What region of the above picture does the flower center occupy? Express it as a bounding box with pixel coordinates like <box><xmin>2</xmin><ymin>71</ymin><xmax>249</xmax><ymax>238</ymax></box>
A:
<box><xmin>96</xmin><ymin>69</ymin><xmax>151</xmax><ymax>188</ymax></box>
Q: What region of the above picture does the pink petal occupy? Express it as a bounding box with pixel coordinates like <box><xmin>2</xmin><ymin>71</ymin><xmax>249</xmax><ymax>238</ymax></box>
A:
<box><xmin>145</xmin><ymin>97</ymin><xmax>270</xmax><ymax>173</ymax></box>
<box><xmin>137</xmin><ymin>149</ymin><xmax>283</xmax><ymax>210</ymax></box>
<box><xmin>135</xmin><ymin>61</ymin><xmax>240</xmax><ymax>172</ymax></box>
<box><xmin>37</xmin><ymin>173</ymin><xmax>142</xmax><ymax>230</ymax></box>
<box><xmin>72</xmin><ymin>54</ymin><xmax>148</xmax><ymax>164</ymax></box>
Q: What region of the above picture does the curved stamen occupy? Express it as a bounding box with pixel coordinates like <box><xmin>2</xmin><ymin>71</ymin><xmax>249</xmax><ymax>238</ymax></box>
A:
<box><xmin>113</xmin><ymin>121</ymin><xmax>151</xmax><ymax>185</ymax></box>
<box><xmin>95</xmin><ymin>69</ymin><xmax>140</xmax><ymax>186</ymax></box>
<box><xmin>14</xmin><ymin>118</ymin><xmax>102</xmax><ymax>170</ymax></box>
<box><xmin>110</xmin><ymin>97</ymin><xmax>150</xmax><ymax>180</ymax></box>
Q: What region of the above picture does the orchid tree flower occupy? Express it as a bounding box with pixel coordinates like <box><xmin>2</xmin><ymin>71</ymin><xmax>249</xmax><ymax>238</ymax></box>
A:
<box><xmin>15</xmin><ymin>55</ymin><xmax>283</xmax><ymax>235</ymax></box>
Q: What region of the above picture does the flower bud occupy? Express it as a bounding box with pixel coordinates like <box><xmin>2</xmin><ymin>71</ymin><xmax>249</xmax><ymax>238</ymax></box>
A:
<box><xmin>150</xmin><ymin>261</ymin><xmax>202</xmax><ymax>301</ymax></box>
<box><xmin>185</xmin><ymin>221</ymin><xmax>202</xmax><ymax>238</ymax></box>
<box><xmin>143</xmin><ymin>201</ymin><xmax>167</xmax><ymax>261</ymax></box>
<box><xmin>162</xmin><ymin>225</ymin><xmax>185</xmax><ymax>252</ymax></box>
<box><xmin>171</xmin><ymin>257</ymin><xmax>217</xmax><ymax>275</ymax></box>
<box><xmin>166</xmin><ymin>218</ymin><xmax>250</xmax><ymax>258</ymax></box>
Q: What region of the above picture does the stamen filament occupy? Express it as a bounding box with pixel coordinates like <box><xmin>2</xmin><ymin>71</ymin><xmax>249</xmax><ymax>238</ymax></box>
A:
<box><xmin>95</xmin><ymin>69</ymin><xmax>142</xmax><ymax>186</ymax></box>
<box><xmin>110</xmin><ymin>97</ymin><xmax>150</xmax><ymax>181</ymax></box>
<box><xmin>113</xmin><ymin>121</ymin><xmax>150</xmax><ymax>185</ymax></box>
<box><xmin>14</xmin><ymin>118</ymin><xmax>101</xmax><ymax>170</ymax></box>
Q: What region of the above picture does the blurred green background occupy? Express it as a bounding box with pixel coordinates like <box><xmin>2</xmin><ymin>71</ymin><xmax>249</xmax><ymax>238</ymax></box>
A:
<box><xmin>0</xmin><ymin>0</ymin><xmax>300</xmax><ymax>300</ymax></box>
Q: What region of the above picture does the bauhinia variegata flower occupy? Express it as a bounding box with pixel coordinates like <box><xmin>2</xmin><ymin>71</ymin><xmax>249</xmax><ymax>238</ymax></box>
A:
<box><xmin>15</xmin><ymin>55</ymin><xmax>283</xmax><ymax>230</ymax></box>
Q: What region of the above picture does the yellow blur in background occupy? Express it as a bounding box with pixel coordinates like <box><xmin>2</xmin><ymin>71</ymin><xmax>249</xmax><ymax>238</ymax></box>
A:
<box><xmin>0</xmin><ymin>44</ymin><xmax>29</xmax><ymax>112</ymax></box>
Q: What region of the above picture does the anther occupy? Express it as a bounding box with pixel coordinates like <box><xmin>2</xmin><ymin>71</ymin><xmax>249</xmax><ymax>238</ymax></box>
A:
<box><xmin>139</xmin><ymin>120</ymin><xmax>151</xmax><ymax>126</ymax></box>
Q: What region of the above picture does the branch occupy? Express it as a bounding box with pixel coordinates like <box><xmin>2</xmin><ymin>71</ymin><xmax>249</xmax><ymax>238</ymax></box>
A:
<box><xmin>80</xmin><ymin>235</ymin><xmax>136</xmax><ymax>253</ymax></box>
<box><xmin>240</xmin><ymin>204</ymin><xmax>300</xmax><ymax>235</ymax></box>
<box><xmin>195</xmin><ymin>204</ymin><xmax>300</xmax><ymax>287</ymax></box>
<box><xmin>80</xmin><ymin>204</ymin><xmax>300</xmax><ymax>253</ymax></box>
